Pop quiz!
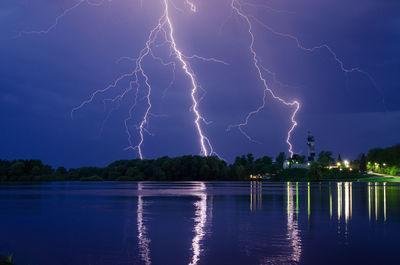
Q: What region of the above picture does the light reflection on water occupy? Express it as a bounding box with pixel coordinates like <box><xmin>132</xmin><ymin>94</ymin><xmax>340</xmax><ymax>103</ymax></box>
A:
<box><xmin>137</xmin><ymin>183</ymin><xmax>151</xmax><ymax>265</ymax></box>
<box><xmin>367</xmin><ymin>181</ymin><xmax>387</xmax><ymax>222</ymax></box>
<box><xmin>257</xmin><ymin>181</ymin><xmax>302</xmax><ymax>264</ymax></box>
<box><xmin>189</xmin><ymin>193</ymin><xmax>207</xmax><ymax>265</ymax></box>
<box><xmin>136</xmin><ymin>182</ymin><xmax>209</xmax><ymax>265</ymax></box>
<box><xmin>250</xmin><ymin>181</ymin><xmax>262</xmax><ymax>211</ymax></box>
<box><xmin>0</xmin><ymin>181</ymin><xmax>399</xmax><ymax>265</ymax></box>
<box><xmin>249</xmin><ymin>181</ymin><xmax>394</xmax><ymax>264</ymax></box>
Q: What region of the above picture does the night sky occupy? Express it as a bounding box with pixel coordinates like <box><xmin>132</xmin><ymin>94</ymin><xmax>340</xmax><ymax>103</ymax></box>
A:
<box><xmin>1</xmin><ymin>0</ymin><xmax>399</xmax><ymax>168</ymax></box>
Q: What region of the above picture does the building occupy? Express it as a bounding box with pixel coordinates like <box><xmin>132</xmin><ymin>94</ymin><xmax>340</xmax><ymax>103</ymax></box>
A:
<box><xmin>307</xmin><ymin>132</ymin><xmax>316</xmax><ymax>162</ymax></box>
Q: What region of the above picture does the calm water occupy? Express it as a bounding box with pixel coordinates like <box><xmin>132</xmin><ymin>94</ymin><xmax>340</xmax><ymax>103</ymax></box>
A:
<box><xmin>1</xmin><ymin>181</ymin><xmax>399</xmax><ymax>265</ymax></box>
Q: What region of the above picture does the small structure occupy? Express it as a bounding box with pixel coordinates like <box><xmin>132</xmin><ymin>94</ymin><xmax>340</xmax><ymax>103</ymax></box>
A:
<box><xmin>249</xmin><ymin>174</ymin><xmax>262</xmax><ymax>180</ymax></box>
<box><xmin>249</xmin><ymin>174</ymin><xmax>270</xmax><ymax>180</ymax></box>
<box><xmin>283</xmin><ymin>132</ymin><xmax>316</xmax><ymax>169</ymax></box>
<box><xmin>307</xmin><ymin>132</ymin><xmax>316</xmax><ymax>162</ymax></box>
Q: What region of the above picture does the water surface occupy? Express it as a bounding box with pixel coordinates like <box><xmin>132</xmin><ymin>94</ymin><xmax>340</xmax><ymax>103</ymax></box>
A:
<box><xmin>0</xmin><ymin>181</ymin><xmax>399</xmax><ymax>265</ymax></box>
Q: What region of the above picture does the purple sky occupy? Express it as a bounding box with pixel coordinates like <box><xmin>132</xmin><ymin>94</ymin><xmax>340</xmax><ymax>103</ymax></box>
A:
<box><xmin>0</xmin><ymin>0</ymin><xmax>399</xmax><ymax>168</ymax></box>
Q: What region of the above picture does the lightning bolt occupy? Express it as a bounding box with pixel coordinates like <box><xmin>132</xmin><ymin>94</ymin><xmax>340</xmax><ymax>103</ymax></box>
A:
<box><xmin>239</xmin><ymin>0</ymin><xmax>295</xmax><ymax>15</ymax></box>
<box><xmin>69</xmin><ymin>0</ymin><xmax>225</xmax><ymax>158</ymax></box>
<box><xmin>228</xmin><ymin>0</ymin><xmax>385</xmax><ymax>157</ymax></box>
<box><xmin>249</xmin><ymin>15</ymin><xmax>386</xmax><ymax>108</ymax></box>
<box><xmin>18</xmin><ymin>0</ymin><xmax>383</xmax><ymax>160</ymax></box>
<box><xmin>163</xmin><ymin>0</ymin><xmax>216</xmax><ymax>156</ymax></box>
<box><xmin>185</xmin><ymin>0</ymin><xmax>197</xmax><ymax>13</ymax></box>
<box><xmin>228</xmin><ymin>0</ymin><xmax>300</xmax><ymax>158</ymax></box>
<box><xmin>17</xmin><ymin>0</ymin><xmax>109</xmax><ymax>36</ymax></box>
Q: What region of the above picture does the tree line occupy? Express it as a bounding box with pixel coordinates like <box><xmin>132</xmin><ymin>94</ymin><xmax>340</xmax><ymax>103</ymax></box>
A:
<box><xmin>367</xmin><ymin>144</ymin><xmax>400</xmax><ymax>166</ymax></box>
<box><xmin>366</xmin><ymin>144</ymin><xmax>400</xmax><ymax>176</ymax></box>
<box><xmin>0</xmin><ymin>153</ymin><xmax>285</xmax><ymax>182</ymax></box>
<box><xmin>1</xmin><ymin>144</ymin><xmax>398</xmax><ymax>182</ymax></box>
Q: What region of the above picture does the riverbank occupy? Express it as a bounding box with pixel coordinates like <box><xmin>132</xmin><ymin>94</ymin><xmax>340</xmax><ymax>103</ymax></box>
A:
<box><xmin>358</xmin><ymin>172</ymin><xmax>400</xmax><ymax>182</ymax></box>
<box><xmin>0</xmin><ymin>256</ymin><xmax>13</xmax><ymax>265</ymax></box>
<box><xmin>2</xmin><ymin>149</ymin><xmax>399</xmax><ymax>182</ymax></box>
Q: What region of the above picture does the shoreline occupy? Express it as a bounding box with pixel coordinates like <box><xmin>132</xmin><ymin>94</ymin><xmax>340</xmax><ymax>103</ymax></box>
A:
<box><xmin>0</xmin><ymin>256</ymin><xmax>13</xmax><ymax>265</ymax></box>
<box><xmin>1</xmin><ymin>177</ymin><xmax>399</xmax><ymax>183</ymax></box>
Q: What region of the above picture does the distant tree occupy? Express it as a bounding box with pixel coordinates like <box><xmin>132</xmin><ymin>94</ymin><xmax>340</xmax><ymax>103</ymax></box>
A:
<box><xmin>153</xmin><ymin>168</ymin><xmax>166</xmax><ymax>180</ymax></box>
<box><xmin>254</xmin><ymin>156</ymin><xmax>273</xmax><ymax>174</ymax></box>
<box><xmin>108</xmin><ymin>166</ymin><xmax>125</xmax><ymax>179</ymax></box>
<box><xmin>199</xmin><ymin>164</ymin><xmax>210</xmax><ymax>178</ymax></box>
<box><xmin>366</xmin><ymin>148</ymin><xmax>382</xmax><ymax>164</ymax></box>
<box><xmin>308</xmin><ymin>162</ymin><xmax>324</xmax><ymax>181</ymax></box>
<box><xmin>292</xmin><ymin>154</ymin><xmax>306</xmax><ymax>164</ymax></box>
<box><xmin>0</xmin><ymin>153</ymin><xmax>293</xmax><ymax>182</ymax></box>
<box><xmin>56</xmin><ymin>166</ymin><xmax>67</xmax><ymax>176</ymax></box>
<box><xmin>234</xmin><ymin>165</ymin><xmax>246</xmax><ymax>178</ymax></box>
<box><xmin>337</xmin><ymin>154</ymin><xmax>342</xmax><ymax>164</ymax></box>
<box><xmin>317</xmin><ymin>151</ymin><xmax>334</xmax><ymax>167</ymax></box>
<box><xmin>246</xmin><ymin>153</ymin><xmax>254</xmax><ymax>164</ymax></box>
<box><xmin>239</xmin><ymin>155</ymin><xmax>247</xmax><ymax>166</ymax></box>
<box><xmin>298</xmin><ymin>155</ymin><xmax>306</xmax><ymax>164</ymax></box>
<box><xmin>276</xmin><ymin>152</ymin><xmax>286</xmax><ymax>169</ymax></box>
<box><xmin>9</xmin><ymin>161</ymin><xmax>25</xmax><ymax>177</ymax></box>
<box><xmin>31</xmin><ymin>166</ymin><xmax>41</xmax><ymax>176</ymax></box>
<box><xmin>42</xmin><ymin>165</ymin><xmax>54</xmax><ymax>176</ymax></box>
<box><xmin>261</xmin><ymin>156</ymin><xmax>272</xmax><ymax>165</ymax></box>
<box><xmin>0</xmin><ymin>163</ymin><xmax>9</xmax><ymax>179</ymax></box>
<box><xmin>359</xmin><ymin>153</ymin><xmax>367</xmax><ymax>173</ymax></box>
<box><xmin>126</xmin><ymin>167</ymin><xmax>140</xmax><ymax>178</ymax></box>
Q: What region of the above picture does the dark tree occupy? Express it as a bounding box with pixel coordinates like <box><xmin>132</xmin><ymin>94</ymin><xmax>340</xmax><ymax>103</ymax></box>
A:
<box><xmin>308</xmin><ymin>162</ymin><xmax>324</xmax><ymax>181</ymax></box>
<box><xmin>56</xmin><ymin>166</ymin><xmax>67</xmax><ymax>176</ymax></box>
<box><xmin>276</xmin><ymin>152</ymin><xmax>286</xmax><ymax>169</ymax></box>
<box><xmin>337</xmin><ymin>154</ymin><xmax>343</xmax><ymax>164</ymax></box>
<box><xmin>359</xmin><ymin>153</ymin><xmax>367</xmax><ymax>173</ymax></box>
<box><xmin>292</xmin><ymin>154</ymin><xmax>306</xmax><ymax>164</ymax></box>
<box><xmin>318</xmin><ymin>151</ymin><xmax>334</xmax><ymax>167</ymax></box>
<box><xmin>9</xmin><ymin>161</ymin><xmax>25</xmax><ymax>177</ymax></box>
<box><xmin>246</xmin><ymin>153</ymin><xmax>254</xmax><ymax>164</ymax></box>
<box><xmin>367</xmin><ymin>144</ymin><xmax>400</xmax><ymax>166</ymax></box>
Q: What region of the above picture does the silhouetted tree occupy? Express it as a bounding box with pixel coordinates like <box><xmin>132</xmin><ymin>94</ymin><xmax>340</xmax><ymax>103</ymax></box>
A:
<box><xmin>367</xmin><ymin>144</ymin><xmax>400</xmax><ymax>166</ymax></box>
<box><xmin>318</xmin><ymin>151</ymin><xmax>334</xmax><ymax>167</ymax></box>
<box><xmin>56</xmin><ymin>166</ymin><xmax>67</xmax><ymax>176</ymax></box>
<box><xmin>292</xmin><ymin>154</ymin><xmax>306</xmax><ymax>164</ymax></box>
<box><xmin>308</xmin><ymin>162</ymin><xmax>324</xmax><ymax>181</ymax></box>
<box><xmin>337</xmin><ymin>154</ymin><xmax>342</xmax><ymax>164</ymax></box>
<box><xmin>276</xmin><ymin>152</ymin><xmax>286</xmax><ymax>169</ymax></box>
<box><xmin>359</xmin><ymin>153</ymin><xmax>367</xmax><ymax>173</ymax></box>
<box><xmin>246</xmin><ymin>153</ymin><xmax>254</xmax><ymax>164</ymax></box>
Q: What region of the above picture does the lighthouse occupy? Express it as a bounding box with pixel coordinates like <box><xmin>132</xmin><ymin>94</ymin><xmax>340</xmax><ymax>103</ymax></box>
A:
<box><xmin>307</xmin><ymin>132</ymin><xmax>316</xmax><ymax>161</ymax></box>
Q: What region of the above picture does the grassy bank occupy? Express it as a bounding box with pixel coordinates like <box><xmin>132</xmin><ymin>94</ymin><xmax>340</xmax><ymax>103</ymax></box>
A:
<box><xmin>359</xmin><ymin>177</ymin><xmax>400</xmax><ymax>182</ymax></box>
<box><xmin>272</xmin><ymin>167</ymin><xmax>373</xmax><ymax>182</ymax></box>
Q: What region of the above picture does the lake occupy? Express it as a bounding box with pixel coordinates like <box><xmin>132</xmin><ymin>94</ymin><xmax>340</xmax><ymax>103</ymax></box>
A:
<box><xmin>0</xmin><ymin>181</ymin><xmax>399</xmax><ymax>265</ymax></box>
